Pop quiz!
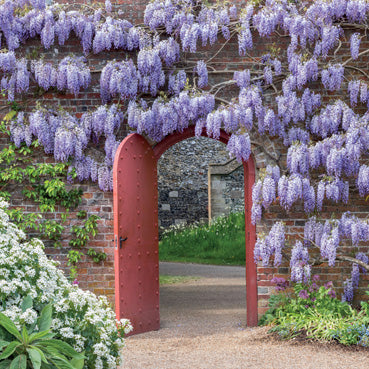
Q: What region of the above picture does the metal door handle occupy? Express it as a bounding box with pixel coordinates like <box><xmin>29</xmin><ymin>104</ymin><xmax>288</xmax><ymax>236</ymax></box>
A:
<box><xmin>120</xmin><ymin>236</ymin><xmax>128</xmax><ymax>248</ymax></box>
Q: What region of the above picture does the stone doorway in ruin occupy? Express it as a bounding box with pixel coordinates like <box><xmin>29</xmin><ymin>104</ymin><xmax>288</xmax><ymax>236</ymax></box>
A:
<box><xmin>113</xmin><ymin>126</ymin><xmax>257</xmax><ymax>335</ymax></box>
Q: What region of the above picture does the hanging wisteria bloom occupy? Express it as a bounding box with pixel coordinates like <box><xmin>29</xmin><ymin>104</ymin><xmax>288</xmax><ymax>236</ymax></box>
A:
<box><xmin>56</xmin><ymin>56</ymin><xmax>91</xmax><ymax>96</ymax></box>
<box><xmin>196</xmin><ymin>60</ymin><xmax>208</xmax><ymax>89</ymax></box>
<box><xmin>226</xmin><ymin>133</ymin><xmax>251</xmax><ymax>162</ymax></box>
<box><xmin>350</xmin><ymin>32</ymin><xmax>361</xmax><ymax>60</ymax></box>
<box><xmin>0</xmin><ymin>51</ymin><xmax>16</xmax><ymax>73</ymax></box>
<box><xmin>321</xmin><ymin>63</ymin><xmax>344</xmax><ymax>91</ymax></box>
<box><xmin>10</xmin><ymin>112</ymin><xmax>32</xmax><ymax>148</ymax></box>
<box><xmin>128</xmin><ymin>91</ymin><xmax>215</xmax><ymax>142</ymax></box>
<box><xmin>290</xmin><ymin>241</ymin><xmax>310</xmax><ymax>283</ymax></box>
<box><xmin>168</xmin><ymin>70</ymin><xmax>187</xmax><ymax>95</ymax></box>
<box><xmin>254</xmin><ymin>222</ymin><xmax>285</xmax><ymax>266</ymax></box>
<box><xmin>32</xmin><ymin>60</ymin><xmax>58</xmax><ymax>91</ymax></box>
<box><xmin>100</xmin><ymin>60</ymin><xmax>139</xmax><ymax>103</ymax></box>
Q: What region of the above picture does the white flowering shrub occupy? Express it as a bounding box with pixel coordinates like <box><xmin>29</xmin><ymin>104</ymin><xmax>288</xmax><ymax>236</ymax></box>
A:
<box><xmin>0</xmin><ymin>198</ymin><xmax>132</xmax><ymax>369</ymax></box>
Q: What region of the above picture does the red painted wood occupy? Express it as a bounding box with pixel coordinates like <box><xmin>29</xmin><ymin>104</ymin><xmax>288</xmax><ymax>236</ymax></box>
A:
<box><xmin>243</xmin><ymin>158</ymin><xmax>258</xmax><ymax>327</ymax></box>
<box><xmin>113</xmin><ymin>133</ymin><xmax>160</xmax><ymax>335</ymax></box>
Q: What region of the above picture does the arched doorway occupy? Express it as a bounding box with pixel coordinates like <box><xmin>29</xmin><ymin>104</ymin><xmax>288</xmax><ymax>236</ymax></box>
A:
<box><xmin>113</xmin><ymin>127</ymin><xmax>257</xmax><ymax>335</ymax></box>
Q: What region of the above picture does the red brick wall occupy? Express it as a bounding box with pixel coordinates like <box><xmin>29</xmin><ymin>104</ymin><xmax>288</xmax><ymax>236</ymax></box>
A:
<box><xmin>1</xmin><ymin>0</ymin><xmax>368</xmax><ymax>319</ymax></box>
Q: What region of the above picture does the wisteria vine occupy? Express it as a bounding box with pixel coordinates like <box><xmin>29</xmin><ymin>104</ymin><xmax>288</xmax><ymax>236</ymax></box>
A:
<box><xmin>2</xmin><ymin>0</ymin><xmax>369</xmax><ymax>303</ymax></box>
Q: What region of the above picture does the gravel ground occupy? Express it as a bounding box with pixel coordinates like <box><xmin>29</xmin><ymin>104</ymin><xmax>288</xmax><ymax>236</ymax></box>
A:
<box><xmin>120</xmin><ymin>262</ymin><xmax>369</xmax><ymax>369</ymax></box>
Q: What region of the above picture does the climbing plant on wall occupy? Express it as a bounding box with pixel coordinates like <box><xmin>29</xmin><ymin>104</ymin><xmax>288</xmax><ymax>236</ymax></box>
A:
<box><xmin>1</xmin><ymin>0</ymin><xmax>369</xmax><ymax>300</ymax></box>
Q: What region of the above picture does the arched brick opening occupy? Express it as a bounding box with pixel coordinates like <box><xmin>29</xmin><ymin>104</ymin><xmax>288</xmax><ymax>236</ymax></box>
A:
<box><xmin>113</xmin><ymin>127</ymin><xmax>257</xmax><ymax>335</ymax></box>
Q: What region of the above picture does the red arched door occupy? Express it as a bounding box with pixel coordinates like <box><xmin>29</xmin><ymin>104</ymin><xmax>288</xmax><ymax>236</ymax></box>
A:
<box><xmin>114</xmin><ymin>128</ymin><xmax>257</xmax><ymax>336</ymax></box>
<box><xmin>113</xmin><ymin>134</ymin><xmax>160</xmax><ymax>335</ymax></box>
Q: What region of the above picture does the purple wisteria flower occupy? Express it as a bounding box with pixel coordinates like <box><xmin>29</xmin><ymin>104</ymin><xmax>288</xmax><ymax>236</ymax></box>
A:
<box><xmin>100</xmin><ymin>60</ymin><xmax>138</xmax><ymax>103</ymax></box>
<box><xmin>226</xmin><ymin>133</ymin><xmax>251</xmax><ymax>162</ymax></box>
<box><xmin>342</xmin><ymin>279</ymin><xmax>354</xmax><ymax>302</ymax></box>
<box><xmin>105</xmin><ymin>0</ymin><xmax>112</xmax><ymax>13</ymax></box>
<box><xmin>262</xmin><ymin>175</ymin><xmax>276</xmax><ymax>209</ymax></box>
<box><xmin>196</xmin><ymin>60</ymin><xmax>208</xmax><ymax>88</ymax></box>
<box><xmin>350</xmin><ymin>32</ymin><xmax>361</xmax><ymax>60</ymax></box>
<box><xmin>168</xmin><ymin>70</ymin><xmax>186</xmax><ymax>95</ymax></box>
<box><xmin>290</xmin><ymin>241</ymin><xmax>310</xmax><ymax>283</ymax></box>
<box><xmin>56</xmin><ymin>56</ymin><xmax>91</xmax><ymax>96</ymax></box>
<box><xmin>254</xmin><ymin>222</ymin><xmax>285</xmax><ymax>267</ymax></box>
<box><xmin>321</xmin><ymin>64</ymin><xmax>344</xmax><ymax>91</ymax></box>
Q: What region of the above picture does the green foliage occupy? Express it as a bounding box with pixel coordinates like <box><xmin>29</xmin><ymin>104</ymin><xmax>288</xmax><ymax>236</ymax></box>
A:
<box><xmin>159</xmin><ymin>212</ymin><xmax>245</xmax><ymax>265</ymax></box>
<box><xmin>261</xmin><ymin>277</ymin><xmax>369</xmax><ymax>346</ymax></box>
<box><xmin>67</xmin><ymin>250</ymin><xmax>84</xmax><ymax>280</ymax></box>
<box><xmin>87</xmin><ymin>248</ymin><xmax>107</xmax><ymax>263</ymax></box>
<box><xmin>76</xmin><ymin>210</ymin><xmax>87</xmax><ymax>219</ymax></box>
<box><xmin>39</xmin><ymin>220</ymin><xmax>65</xmax><ymax>244</ymax></box>
<box><xmin>6</xmin><ymin>208</ymin><xmax>42</xmax><ymax>231</ymax></box>
<box><xmin>0</xmin><ymin>302</ymin><xmax>85</xmax><ymax>369</ymax></box>
<box><xmin>0</xmin><ymin>111</ymin><xmax>105</xmax><ymax>279</ymax></box>
<box><xmin>69</xmin><ymin>215</ymin><xmax>100</xmax><ymax>248</ymax></box>
<box><xmin>23</xmin><ymin>179</ymin><xmax>82</xmax><ymax>212</ymax></box>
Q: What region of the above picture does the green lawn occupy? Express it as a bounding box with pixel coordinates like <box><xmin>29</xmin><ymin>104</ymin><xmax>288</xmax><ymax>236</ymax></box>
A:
<box><xmin>159</xmin><ymin>212</ymin><xmax>245</xmax><ymax>265</ymax></box>
<box><xmin>159</xmin><ymin>275</ymin><xmax>199</xmax><ymax>285</ymax></box>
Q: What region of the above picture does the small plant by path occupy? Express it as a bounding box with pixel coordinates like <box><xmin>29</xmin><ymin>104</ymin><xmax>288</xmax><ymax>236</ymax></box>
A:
<box><xmin>159</xmin><ymin>212</ymin><xmax>245</xmax><ymax>265</ymax></box>
<box><xmin>261</xmin><ymin>275</ymin><xmax>369</xmax><ymax>347</ymax></box>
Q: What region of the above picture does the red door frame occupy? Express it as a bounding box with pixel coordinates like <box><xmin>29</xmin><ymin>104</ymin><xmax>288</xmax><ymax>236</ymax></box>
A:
<box><xmin>114</xmin><ymin>126</ymin><xmax>258</xmax><ymax>331</ymax></box>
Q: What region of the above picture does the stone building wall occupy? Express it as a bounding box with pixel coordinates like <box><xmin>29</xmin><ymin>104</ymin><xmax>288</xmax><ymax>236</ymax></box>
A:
<box><xmin>208</xmin><ymin>158</ymin><xmax>244</xmax><ymax>221</ymax></box>
<box><xmin>157</xmin><ymin>136</ymin><xmax>245</xmax><ymax>230</ymax></box>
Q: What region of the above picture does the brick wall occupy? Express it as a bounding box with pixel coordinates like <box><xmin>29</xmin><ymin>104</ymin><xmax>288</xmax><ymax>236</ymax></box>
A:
<box><xmin>1</xmin><ymin>0</ymin><xmax>369</xmax><ymax>319</ymax></box>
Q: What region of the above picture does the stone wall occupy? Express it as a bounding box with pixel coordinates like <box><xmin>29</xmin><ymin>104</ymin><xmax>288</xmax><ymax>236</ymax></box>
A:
<box><xmin>157</xmin><ymin>137</ymin><xmax>245</xmax><ymax>230</ymax></box>
<box><xmin>208</xmin><ymin>158</ymin><xmax>244</xmax><ymax>221</ymax></box>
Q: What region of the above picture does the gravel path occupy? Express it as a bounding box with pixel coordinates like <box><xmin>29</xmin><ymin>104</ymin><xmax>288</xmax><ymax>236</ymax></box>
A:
<box><xmin>120</xmin><ymin>262</ymin><xmax>369</xmax><ymax>369</ymax></box>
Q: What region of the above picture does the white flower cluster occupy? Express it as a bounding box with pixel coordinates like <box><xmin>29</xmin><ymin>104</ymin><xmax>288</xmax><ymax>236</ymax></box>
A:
<box><xmin>0</xmin><ymin>199</ymin><xmax>132</xmax><ymax>368</ymax></box>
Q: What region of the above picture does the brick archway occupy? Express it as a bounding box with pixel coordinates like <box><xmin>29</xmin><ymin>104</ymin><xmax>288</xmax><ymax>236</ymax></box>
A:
<box><xmin>113</xmin><ymin>127</ymin><xmax>257</xmax><ymax>335</ymax></box>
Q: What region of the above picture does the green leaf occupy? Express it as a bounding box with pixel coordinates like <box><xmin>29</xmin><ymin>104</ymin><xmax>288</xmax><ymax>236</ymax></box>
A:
<box><xmin>28</xmin><ymin>346</ymin><xmax>48</xmax><ymax>364</ymax></box>
<box><xmin>37</xmin><ymin>340</ymin><xmax>84</xmax><ymax>360</ymax></box>
<box><xmin>29</xmin><ymin>331</ymin><xmax>54</xmax><ymax>343</ymax></box>
<box><xmin>9</xmin><ymin>355</ymin><xmax>27</xmax><ymax>369</ymax></box>
<box><xmin>69</xmin><ymin>354</ymin><xmax>84</xmax><ymax>369</ymax></box>
<box><xmin>20</xmin><ymin>296</ymin><xmax>33</xmax><ymax>313</ymax></box>
<box><xmin>38</xmin><ymin>305</ymin><xmax>52</xmax><ymax>332</ymax></box>
<box><xmin>21</xmin><ymin>326</ymin><xmax>28</xmax><ymax>345</ymax></box>
<box><xmin>27</xmin><ymin>348</ymin><xmax>42</xmax><ymax>369</ymax></box>
<box><xmin>37</xmin><ymin>345</ymin><xmax>66</xmax><ymax>361</ymax></box>
<box><xmin>0</xmin><ymin>341</ymin><xmax>22</xmax><ymax>360</ymax></box>
<box><xmin>40</xmin><ymin>364</ymin><xmax>52</xmax><ymax>369</ymax></box>
<box><xmin>0</xmin><ymin>360</ymin><xmax>11</xmax><ymax>369</ymax></box>
<box><xmin>4</xmin><ymin>110</ymin><xmax>16</xmax><ymax>122</ymax></box>
<box><xmin>49</xmin><ymin>357</ymin><xmax>75</xmax><ymax>369</ymax></box>
<box><xmin>0</xmin><ymin>340</ymin><xmax>10</xmax><ymax>350</ymax></box>
<box><xmin>0</xmin><ymin>313</ymin><xmax>22</xmax><ymax>341</ymax></box>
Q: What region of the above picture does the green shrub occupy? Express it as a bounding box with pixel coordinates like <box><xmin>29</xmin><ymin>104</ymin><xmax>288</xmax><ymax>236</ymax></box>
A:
<box><xmin>0</xmin><ymin>303</ymin><xmax>85</xmax><ymax>369</ymax></box>
<box><xmin>0</xmin><ymin>198</ymin><xmax>132</xmax><ymax>369</ymax></box>
<box><xmin>261</xmin><ymin>275</ymin><xmax>369</xmax><ymax>346</ymax></box>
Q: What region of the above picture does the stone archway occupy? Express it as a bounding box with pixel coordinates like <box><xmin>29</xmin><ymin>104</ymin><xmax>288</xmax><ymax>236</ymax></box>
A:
<box><xmin>113</xmin><ymin>127</ymin><xmax>257</xmax><ymax>335</ymax></box>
